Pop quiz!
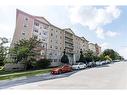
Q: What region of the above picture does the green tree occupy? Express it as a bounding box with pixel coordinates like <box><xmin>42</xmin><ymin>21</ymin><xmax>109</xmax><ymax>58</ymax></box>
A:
<box><xmin>84</xmin><ymin>49</ymin><xmax>95</xmax><ymax>62</ymax></box>
<box><xmin>105</xmin><ymin>55</ymin><xmax>112</xmax><ymax>61</ymax></box>
<box><xmin>61</xmin><ymin>49</ymin><xmax>69</xmax><ymax>64</ymax></box>
<box><xmin>10</xmin><ymin>36</ymin><xmax>41</xmax><ymax>70</ymax></box>
<box><xmin>102</xmin><ymin>49</ymin><xmax>121</xmax><ymax>60</ymax></box>
<box><xmin>0</xmin><ymin>37</ymin><xmax>8</xmax><ymax>66</ymax></box>
<box><xmin>37</xmin><ymin>58</ymin><xmax>51</xmax><ymax>69</ymax></box>
<box><xmin>79</xmin><ymin>49</ymin><xmax>85</xmax><ymax>62</ymax></box>
<box><xmin>99</xmin><ymin>54</ymin><xmax>106</xmax><ymax>61</ymax></box>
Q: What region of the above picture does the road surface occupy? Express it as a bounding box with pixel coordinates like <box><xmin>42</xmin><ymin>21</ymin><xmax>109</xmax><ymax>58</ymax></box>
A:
<box><xmin>7</xmin><ymin>61</ymin><xmax>127</xmax><ymax>89</ymax></box>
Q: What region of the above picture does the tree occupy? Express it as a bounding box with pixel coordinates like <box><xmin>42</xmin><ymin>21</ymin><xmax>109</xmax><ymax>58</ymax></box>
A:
<box><xmin>61</xmin><ymin>49</ymin><xmax>69</xmax><ymax>64</ymax></box>
<box><xmin>102</xmin><ymin>49</ymin><xmax>121</xmax><ymax>60</ymax></box>
<box><xmin>84</xmin><ymin>49</ymin><xmax>95</xmax><ymax>63</ymax></box>
<box><xmin>0</xmin><ymin>37</ymin><xmax>8</xmax><ymax>66</ymax></box>
<box><xmin>79</xmin><ymin>49</ymin><xmax>85</xmax><ymax>62</ymax></box>
<box><xmin>105</xmin><ymin>55</ymin><xmax>112</xmax><ymax>61</ymax></box>
<box><xmin>99</xmin><ymin>54</ymin><xmax>106</xmax><ymax>61</ymax></box>
<box><xmin>36</xmin><ymin>58</ymin><xmax>51</xmax><ymax>69</ymax></box>
<box><xmin>10</xmin><ymin>36</ymin><xmax>42</xmax><ymax>70</ymax></box>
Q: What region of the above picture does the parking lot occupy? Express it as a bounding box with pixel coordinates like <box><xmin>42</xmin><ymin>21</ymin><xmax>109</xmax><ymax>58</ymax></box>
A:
<box><xmin>7</xmin><ymin>61</ymin><xmax>127</xmax><ymax>89</ymax></box>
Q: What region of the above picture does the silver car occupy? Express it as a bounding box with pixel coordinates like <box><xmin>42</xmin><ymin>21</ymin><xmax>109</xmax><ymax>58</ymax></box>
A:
<box><xmin>72</xmin><ymin>62</ymin><xmax>87</xmax><ymax>70</ymax></box>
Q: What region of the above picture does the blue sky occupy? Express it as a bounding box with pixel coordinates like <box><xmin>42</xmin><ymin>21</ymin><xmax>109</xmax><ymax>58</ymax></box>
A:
<box><xmin>0</xmin><ymin>5</ymin><xmax>127</xmax><ymax>59</ymax></box>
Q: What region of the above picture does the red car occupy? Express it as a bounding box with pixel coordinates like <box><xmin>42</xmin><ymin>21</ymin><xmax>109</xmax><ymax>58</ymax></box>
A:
<box><xmin>51</xmin><ymin>64</ymin><xmax>72</xmax><ymax>74</ymax></box>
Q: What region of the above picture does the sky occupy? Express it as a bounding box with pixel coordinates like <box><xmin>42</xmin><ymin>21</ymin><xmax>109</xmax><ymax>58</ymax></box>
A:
<box><xmin>0</xmin><ymin>5</ymin><xmax>127</xmax><ymax>59</ymax></box>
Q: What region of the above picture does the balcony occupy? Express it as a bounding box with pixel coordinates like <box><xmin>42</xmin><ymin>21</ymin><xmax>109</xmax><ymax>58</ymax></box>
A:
<box><xmin>65</xmin><ymin>45</ymin><xmax>74</xmax><ymax>49</ymax></box>
<box><xmin>65</xmin><ymin>40</ymin><xmax>73</xmax><ymax>45</ymax></box>
<box><xmin>66</xmin><ymin>49</ymin><xmax>74</xmax><ymax>54</ymax></box>
<box><xmin>65</xmin><ymin>35</ymin><xmax>73</xmax><ymax>40</ymax></box>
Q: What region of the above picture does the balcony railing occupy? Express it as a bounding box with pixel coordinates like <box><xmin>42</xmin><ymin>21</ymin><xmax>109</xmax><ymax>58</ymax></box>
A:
<box><xmin>65</xmin><ymin>35</ymin><xmax>73</xmax><ymax>40</ymax></box>
<box><xmin>65</xmin><ymin>45</ymin><xmax>74</xmax><ymax>49</ymax></box>
<box><xmin>65</xmin><ymin>40</ymin><xmax>73</xmax><ymax>44</ymax></box>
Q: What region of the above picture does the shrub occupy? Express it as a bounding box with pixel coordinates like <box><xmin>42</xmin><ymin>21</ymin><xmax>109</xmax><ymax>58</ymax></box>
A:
<box><xmin>37</xmin><ymin>59</ymin><xmax>51</xmax><ymax>69</ymax></box>
<box><xmin>61</xmin><ymin>49</ymin><xmax>69</xmax><ymax>64</ymax></box>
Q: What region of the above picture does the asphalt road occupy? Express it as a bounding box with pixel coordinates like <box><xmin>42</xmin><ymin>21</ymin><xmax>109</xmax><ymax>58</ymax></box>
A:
<box><xmin>5</xmin><ymin>61</ymin><xmax>127</xmax><ymax>89</ymax></box>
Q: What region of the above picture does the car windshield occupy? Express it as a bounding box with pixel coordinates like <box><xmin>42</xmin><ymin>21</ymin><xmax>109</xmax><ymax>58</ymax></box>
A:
<box><xmin>61</xmin><ymin>65</ymin><xmax>68</xmax><ymax>68</ymax></box>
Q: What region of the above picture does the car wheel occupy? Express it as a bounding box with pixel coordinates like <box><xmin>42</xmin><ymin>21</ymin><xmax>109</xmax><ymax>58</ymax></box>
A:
<box><xmin>58</xmin><ymin>70</ymin><xmax>62</xmax><ymax>74</ymax></box>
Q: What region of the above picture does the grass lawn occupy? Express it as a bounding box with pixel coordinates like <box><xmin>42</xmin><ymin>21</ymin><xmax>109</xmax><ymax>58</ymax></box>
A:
<box><xmin>0</xmin><ymin>68</ymin><xmax>51</xmax><ymax>81</ymax></box>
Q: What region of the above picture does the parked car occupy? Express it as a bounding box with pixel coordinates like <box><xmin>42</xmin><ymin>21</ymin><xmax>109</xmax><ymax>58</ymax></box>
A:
<box><xmin>105</xmin><ymin>60</ymin><xmax>111</xmax><ymax>64</ymax></box>
<box><xmin>72</xmin><ymin>62</ymin><xmax>87</xmax><ymax>70</ymax></box>
<box><xmin>95</xmin><ymin>61</ymin><xmax>101</xmax><ymax>66</ymax></box>
<box><xmin>51</xmin><ymin>64</ymin><xmax>72</xmax><ymax>74</ymax></box>
<box><xmin>100</xmin><ymin>61</ymin><xmax>106</xmax><ymax>65</ymax></box>
<box><xmin>113</xmin><ymin>60</ymin><xmax>120</xmax><ymax>62</ymax></box>
<box><xmin>87</xmin><ymin>61</ymin><xmax>96</xmax><ymax>67</ymax></box>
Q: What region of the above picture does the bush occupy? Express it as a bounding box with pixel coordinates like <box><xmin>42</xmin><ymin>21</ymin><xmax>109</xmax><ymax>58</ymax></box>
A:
<box><xmin>61</xmin><ymin>55</ymin><xmax>69</xmax><ymax>64</ymax></box>
<box><xmin>37</xmin><ymin>59</ymin><xmax>51</xmax><ymax>69</ymax></box>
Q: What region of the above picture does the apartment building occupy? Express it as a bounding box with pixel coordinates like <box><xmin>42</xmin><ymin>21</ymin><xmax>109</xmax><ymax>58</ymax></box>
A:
<box><xmin>11</xmin><ymin>9</ymin><xmax>100</xmax><ymax>66</ymax></box>
<box><xmin>73</xmin><ymin>36</ymin><xmax>89</xmax><ymax>61</ymax></box>
<box><xmin>89</xmin><ymin>43</ymin><xmax>101</xmax><ymax>56</ymax></box>
<box><xmin>95</xmin><ymin>43</ymin><xmax>101</xmax><ymax>55</ymax></box>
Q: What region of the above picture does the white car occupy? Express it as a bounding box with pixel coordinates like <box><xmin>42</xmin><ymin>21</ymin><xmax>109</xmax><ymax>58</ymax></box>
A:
<box><xmin>105</xmin><ymin>60</ymin><xmax>111</xmax><ymax>64</ymax></box>
<box><xmin>95</xmin><ymin>61</ymin><xmax>101</xmax><ymax>66</ymax></box>
<box><xmin>100</xmin><ymin>61</ymin><xmax>106</xmax><ymax>65</ymax></box>
<box><xmin>72</xmin><ymin>62</ymin><xmax>87</xmax><ymax>70</ymax></box>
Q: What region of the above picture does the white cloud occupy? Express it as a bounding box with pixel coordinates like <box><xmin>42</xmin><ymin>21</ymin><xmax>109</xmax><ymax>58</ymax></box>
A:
<box><xmin>95</xmin><ymin>27</ymin><xmax>105</xmax><ymax>39</ymax></box>
<box><xmin>118</xmin><ymin>47</ymin><xmax>127</xmax><ymax>59</ymax></box>
<box><xmin>100</xmin><ymin>42</ymin><xmax>110</xmax><ymax>51</ymax></box>
<box><xmin>105</xmin><ymin>31</ymin><xmax>119</xmax><ymax>37</ymax></box>
<box><xmin>95</xmin><ymin>28</ymin><xmax>119</xmax><ymax>39</ymax></box>
<box><xmin>68</xmin><ymin>6</ymin><xmax>121</xmax><ymax>39</ymax></box>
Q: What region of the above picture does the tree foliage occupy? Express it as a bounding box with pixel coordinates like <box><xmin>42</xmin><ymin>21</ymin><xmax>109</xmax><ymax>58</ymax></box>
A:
<box><xmin>102</xmin><ymin>49</ymin><xmax>122</xmax><ymax>60</ymax></box>
<box><xmin>0</xmin><ymin>37</ymin><xmax>8</xmax><ymax>66</ymax></box>
<box><xmin>61</xmin><ymin>49</ymin><xmax>69</xmax><ymax>64</ymax></box>
<box><xmin>10</xmin><ymin>37</ymin><xmax>42</xmax><ymax>69</ymax></box>
<box><xmin>79</xmin><ymin>49</ymin><xmax>85</xmax><ymax>62</ymax></box>
<box><xmin>36</xmin><ymin>58</ymin><xmax>51</xmax><ymax>69</ymax></box>
<box><xmin>83</xmin><ymin>49</ymin><xmax>95</xmax><ymax>62</ymax></box>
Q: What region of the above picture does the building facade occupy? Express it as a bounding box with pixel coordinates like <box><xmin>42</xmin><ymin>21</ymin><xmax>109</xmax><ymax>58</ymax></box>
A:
<box><xmin>11</xmin><ymin>9</ymin><xmax>101</xmax><ymax>66</ymax></box>
<box><xmin>88</xmin><ymin>43</ymin><xmax>101</xmax><ymax>56</ymax></box>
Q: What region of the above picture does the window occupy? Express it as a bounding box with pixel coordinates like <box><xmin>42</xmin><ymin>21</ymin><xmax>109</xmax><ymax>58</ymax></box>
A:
<box><xmin>50</xmin><ymin>45</ymin><xmax>52</xmax><ymax>48</ymax></box>
<box><xmin>55</xmin><ymin>46</ymin><xmax>58</xmax><ymax>49</ymax></box>
<box><xmin>43</xmin><ymin>32</ymin><xmax>47</xmax><ymax>35</ymax></box>
<box><xmin>24</xmin><ymin>24</ymin><xmax>27</xmax><ymax>27</ymax></box>
<box><xmin>51</xmin><ymin>40</ymin><xmax>52</xmax><ymax>42</ymax></box>
<box><xmin>60</xmin><ymin>36</ymin><xmax>62</xmax><ymax>39</ymax></box>
<box><xmin>49</xmin><ymin>53</ymin><xmax>52</xmax><ymax>56</ymax></box>
<box><xmin>51</xmin><ymin>29</ymin><xmax>53</xmax><ymax>31</ymax></box>
<box><xmin>51</xmin><ymin>33</ymin><xmax>53</xmax><ymax>36</ymax></box>
<box><xmin>56</xmin><ymin>31</ymin><xmax>57</xmax><ymax>32</ymax></box>
<box><xmin>60</xmin><ymin>47</ymin><xmax>61</xmax><ymax>50</ymax></box>
<box><xmin>34</xmin><ymin>29</ymin><xmax>38</xmax><ymax>33</ymax></box>
<box><xmin>39</xmin><ymin>33</ymin><xmax>41</xmax><ymax>35</ymax></box>
<box><xmin>25</xmin><ymin>18</ymin><xmax>28</xmax><ymax>20</ymax></box>
<box><xmin>44</xmin><ymin>25</ymin><xmax>48</xmax><ymax>29</ymax></box>
<box><xmin>54</xmin><ymin>59</ymin><xmax>57</xmax><ymax>62</ymax></box>
<box><xmin>34</xmin><ymin>22</ymin><xmax>39</xmax><ymax>26</ymax></box>
<box><xmin>42</xmin><ymin>39</ymin><xmax>45</xmax><ymax>41</ymax></box>
<box><xmin>22</xmin><ymin>32</ymin><xmax>25</xmax><ymax>35</ymax></box>
<box><xmin>42</xmin><ymin>45</ymin><xmax>45</xmax><ymax>48</ymax></box>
